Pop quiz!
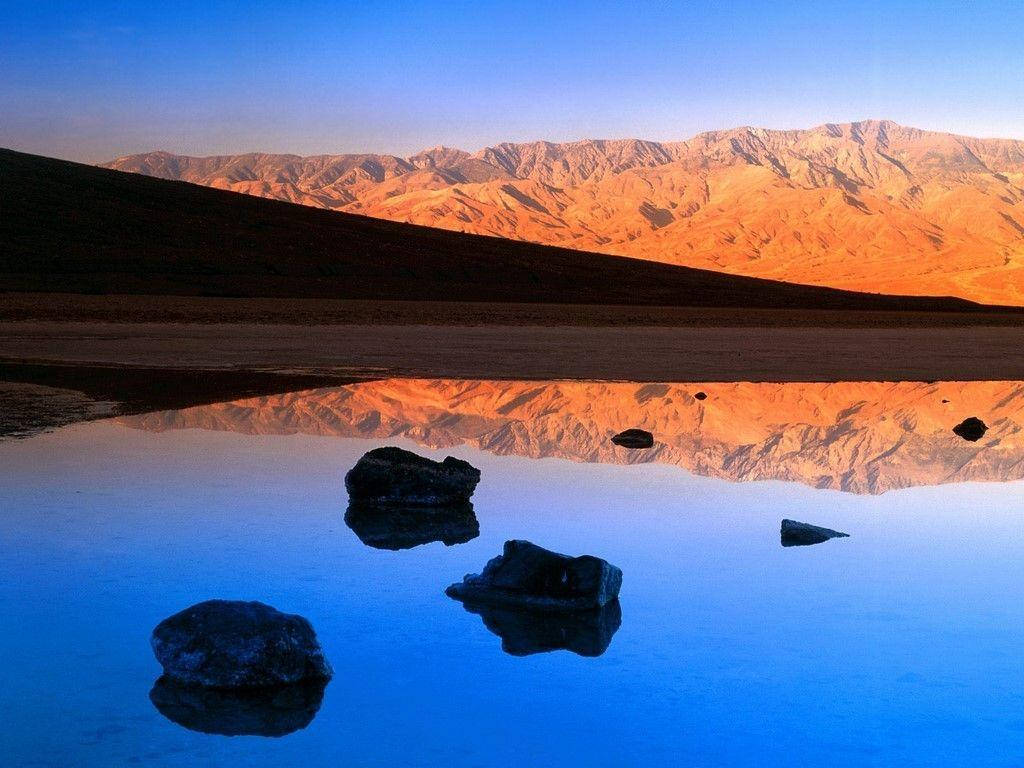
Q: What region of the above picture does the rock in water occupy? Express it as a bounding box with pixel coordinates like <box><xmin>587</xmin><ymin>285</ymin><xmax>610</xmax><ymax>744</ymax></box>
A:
<box><xmin>446</xmin><ymin>540</ymin><xmax>622</xmax><ymax>612</ymax></box>
<box><xmin>459</xmin><ymin>599</ymin><xmax>622</xmax><ymax>657</ymax></box>
<box><xmin>344</xmin><ymin>501</ymin><xmax>479</xmax><ymax>550</ymax></box>
<box><xmin>151</xmin><ymin>600</ymin><xmax>333</xmax><ymax>688</ymax></box>
<box><xmin>611</xmin><ymin>428</ymin><xmax>654</xmax><ymax>449</ymax></box>
<box><xmin>952</xmin><ymin>417</ymin><xmax>988</xmax><ymax>442</ymax></box>
<box><xmin>780</xmin><ymin>519</ymin><xmax>850</xmax><ymax>547</ymax></box>
<box><xmin>149</xmin><ymin>677</ymin><xmax>326</xmax><ymax>737</ymax></box>
<box><xmin>345</xmin><ymin>446</ymin><xmax>480</xmax><ymax>506</ymax></box>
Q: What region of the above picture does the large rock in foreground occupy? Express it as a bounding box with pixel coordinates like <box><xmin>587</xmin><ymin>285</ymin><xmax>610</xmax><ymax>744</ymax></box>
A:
<box><xmin>345</xmin><ymin>446</ymin><xmax>480</xmax><ymax>506</ymax></box>
<box><xmin>952</xmin><ymin>417</ymin><xmax>988</xmax><ymax>442</ymax></box>
<box><xmin>460</xmin><ymin>599</ymin><xmax>622</xmax><ymax>657</ymax></box>
<box><xmin>611</xmin><ymin>428</ymin><xmax>654</xmax><ymax>449</ymax></box>
<box><xmin>344</xmin><ymin>501</ymin><xmax>479</xmax><ymax>550</ymax></box>
<box><xmin>151</xmin><ymin>600</ymin><xmax>333</xmax><ymax>689</ymax></box>
<box><xmin>149</xmin><ymin>676</ymin><xmax>326</xmax><ymax>737</ymax></box>
<box><xmin>781</xmin><ymin>519</ymin><xmax>850</xmax><ymax>547</ymax></box>
<box><xmin>446</xmin><ymin>540</ymin><xmax>622</xmax><ymax>612</ymax></box>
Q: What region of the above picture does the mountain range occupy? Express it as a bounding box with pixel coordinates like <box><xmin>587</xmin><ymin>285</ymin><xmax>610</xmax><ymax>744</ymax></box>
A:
<box><xmin>118</xmin><ymin>379</ymin><xmax>1024</xmax><ymax>495</ymax></box>
<box><xmin>104</xmin><ymin>120</ymin><xmax>1024</xmax><ymax>306</ymax></box>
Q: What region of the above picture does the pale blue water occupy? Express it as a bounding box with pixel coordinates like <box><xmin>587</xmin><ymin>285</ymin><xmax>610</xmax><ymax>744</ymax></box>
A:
<box><xmin>2</xmin><ymin>416</ymin><xmax>1024</xmax><ymax>766</ymax></box>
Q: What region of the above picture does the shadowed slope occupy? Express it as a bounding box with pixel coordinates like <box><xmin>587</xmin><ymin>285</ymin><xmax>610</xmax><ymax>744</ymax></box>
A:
<box><xmin>0</xmin><ymin>147</ymin><xmax>1007</xmax><ymax>312</ymax></box>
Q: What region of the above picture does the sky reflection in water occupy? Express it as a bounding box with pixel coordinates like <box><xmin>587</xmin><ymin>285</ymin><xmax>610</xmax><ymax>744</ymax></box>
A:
<box><xmin>2</xmin><ymin>379</ymin><xmax>1024</xmax><ymax>766</ymax></box>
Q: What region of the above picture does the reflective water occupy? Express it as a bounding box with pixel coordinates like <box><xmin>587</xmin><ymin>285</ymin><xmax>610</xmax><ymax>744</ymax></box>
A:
<box><xmin>3</xmin><ymin>380</ymin><xmax>1024</xmax><ymax>766</ymax></box>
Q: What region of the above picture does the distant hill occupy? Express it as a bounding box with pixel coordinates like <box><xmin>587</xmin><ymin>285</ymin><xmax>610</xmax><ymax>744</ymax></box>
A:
<box><xmin>0</xmin><ymin>146</ymin><xmax>1009</xmax><ymax>312</ymax></box>
<box><xmin>104</xmin><ymin>120</ymin><xmax>1024</xmax><ymax>306</ymax></box>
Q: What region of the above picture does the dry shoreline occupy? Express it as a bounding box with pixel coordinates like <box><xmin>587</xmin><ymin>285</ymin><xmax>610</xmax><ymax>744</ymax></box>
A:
<box><xmin>3</xmin><ymin>319</ymin><xmax>1024</xmax><ymax>383</ymax></box>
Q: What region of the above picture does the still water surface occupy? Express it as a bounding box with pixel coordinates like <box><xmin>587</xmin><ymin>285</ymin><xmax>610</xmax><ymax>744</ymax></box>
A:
<box><xmin>2</xmin><ymin>380</ymin><xmax>1024</xmax><ymax>766</ymax></box>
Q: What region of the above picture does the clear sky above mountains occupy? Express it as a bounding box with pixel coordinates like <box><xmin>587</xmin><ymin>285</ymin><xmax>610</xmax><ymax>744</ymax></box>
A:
<box><xmin>2</xmin><ymin>0</ymin><xmax>1023</xmax><ymax>162</ymax></box>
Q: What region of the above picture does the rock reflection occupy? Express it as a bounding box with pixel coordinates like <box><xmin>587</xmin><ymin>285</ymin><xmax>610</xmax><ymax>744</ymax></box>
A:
<box><xmin>119</xmin><ymin>379</ymin><xmax>1024</xmax><ymax>494</ymax></box>
<box><xmin>149</xmin><ymin>677</ymin><xmax>326</xmax><ymax>737</ymax></box>
<box><xmin>344</xmin><ymin>501</ymin><xmax>479</xmax><ymax>550</ymax></box>
<box><xmin>458</xmin><ymin>600</ymin><xmax>622</xmax><ymax>657</ymax></box>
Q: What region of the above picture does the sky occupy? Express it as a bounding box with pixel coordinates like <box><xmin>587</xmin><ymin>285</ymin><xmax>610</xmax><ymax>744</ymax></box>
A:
<box><xmin>2</xmin><ymin>0</ymin><xmax>1023</xmax><ymax>163</ymax></box>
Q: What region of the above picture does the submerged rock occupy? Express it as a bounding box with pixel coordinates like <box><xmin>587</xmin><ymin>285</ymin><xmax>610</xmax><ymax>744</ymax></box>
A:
<box><xmin>151</xmin><ymin>600</ymin><xmax>333</xmax><ymax>689</ymax></box>
<box><xmin>780</xmin><ymin>519</ymin><xmax>850</xmax><ymax>547</ymax></box>
<box><xmin>611</xmin><ymin>428</ymin><xmax>654</xmax><ymax>449</ymax></box>
<box><xmin>149</xmin><ymin>677</ymin><xmax>326</xmax><ymax>737</ymax></box>
<box><xmin>446</xmin><ymin>540</ymin><xmax>622</xmax><ymax>612</ymax></box>
<box><xmin>459</xmin><ymin>599</ymin><xmax>622</xmax><ymax>657</ymax></box>
<box><xmin>345</xmin><ymin>446</ymin><xmax>480</xmax><ymax>506</ymax></box>
<box><xmin>952</xmin><ymin>417</ymin><xmax>988</xmax><ymax>442</ymax></box>
<box><xmin>344</xmin><ymin>501</ymin><xmax>479</xmax><ymax>550</ymax></box>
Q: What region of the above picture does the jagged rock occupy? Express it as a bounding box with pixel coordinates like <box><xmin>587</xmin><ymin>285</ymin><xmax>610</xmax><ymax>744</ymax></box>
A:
<box><xmin>151</xmin><ymin>600</ymin><xmax>332</xmax><ymax>688</ymax></box>
<box><xmin>149</xmin><ymin>677</ymin><xmax>326</xmax><ymax>737</ymax></box>
<box><xmin>611</xmin><ymin>428</ymin><xmax>654</xmax><ymax>449</ymax></box>
<box><xmin>345</xmin><ymin>446</ymin><xmax>480</xmax><ymax>506</ymax></box>
<box><xmin>446</xmin><ymin>540</ymin><xmax>622</xmax><ymax>612</ymax></box>
<box><xmin>952</xmin><ymin>417</ymin><xmax>988</xmax><ymax>442</ymax></box>
<box><xmin>344</xmin><ymin>501</ymin><xmax>479</xmax><ymax>550</ymax></box>
<box><xmin>781</xmin><ymin>519</ymin><xmax>850</xmax><ymax>547</ymax></box>
<box><xmin>459</xmin><ymin>599</ymin><xmax>622</xmax><ymax>657</ymax></box>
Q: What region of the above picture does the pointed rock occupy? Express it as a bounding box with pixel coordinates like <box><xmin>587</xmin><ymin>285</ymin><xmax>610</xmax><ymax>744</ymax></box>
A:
<box><xmin>781</xmin><ymin>519</ymin><xmax>850</xmax><ymax>547</ymax></box>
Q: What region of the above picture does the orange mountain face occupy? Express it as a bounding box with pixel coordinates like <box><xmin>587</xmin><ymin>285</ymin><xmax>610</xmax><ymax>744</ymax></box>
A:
<box><xmin>103</xmin><ymin>120</ymin><xmax>1024</xmax><ymax>306</ymax></box>
<box><xmin>118</xmin><ymin>379</ymin><xmax>1024</xmax><ymax>495</ymax></box>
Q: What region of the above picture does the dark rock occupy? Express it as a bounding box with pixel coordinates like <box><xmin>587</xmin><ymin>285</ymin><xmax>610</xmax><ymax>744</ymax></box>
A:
<box><xmin>459</xmin><ymin>599</ymin><xmax>622</xmax><ymax>657</ymax></box>
<box><xmin>952</xmin><ymin>417</ymin><xmax>988</xmax><ymax>442</ymax></box>
<box><xmin>345</xmin><ymin>446</ymin><xmax>480</xmax><ymax>506</ymax></box>
<box><xmin>781</xmin><ymin>519</ymin><xmax>850</xmax><ymax>547</ymax></box>
<box><xmin>611</xmin><ymin>428</ymin><xmax>654</xmax><ymax>449</ymax></box>
<box><xmin>694</xmin><ymin>391</ymin><xmax>708</xmax><ymax>401</ymax></box>
<box><xmin>151</xmin><ymin>600</ymin><xmax>332</xmax><ymax>688</ymax></box>
<box><xmin>446</xmin><ymin>540</ymin><xmax>622</xmax><ymax>612</ymax></box>
<box><xmin>344</xmin><ymin>501</ymin><xmax>479</xmax><ymax>550</ymax></box>
<box><xmin>149</xmin><ymin>676</ymin><xmax>326</xmax><ymax>737</ymax></box>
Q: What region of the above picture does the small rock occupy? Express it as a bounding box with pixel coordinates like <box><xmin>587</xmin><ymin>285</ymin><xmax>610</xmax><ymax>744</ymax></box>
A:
<box><xmin>344</xmin><ymin>501</ymin><xmax>479</xmax><ymax>550</ymax></box>
<box><xmin>611</xmin><ymin>428</ymin><xmax>654</xmax><ymax>449</ymax></box>
<box><xmin>345</xmin><ymin>446</ymin><xmax>480</xmax><ymax>506</ymax></box>
<box><xmin>952</xmin><ymin>417</ymin><xmax>987</xmax><ymax>442</ymax></box>
<box><xmin>151</xmin><ymin>600</ymin><xmax>332</xmax><ymax>688</ymax></box>
<box><xmin>694</xmin><ymin>391</ymin><xmax>708</xmax><ymax>401</ymax></box>
<box><xmin>446</xmin><ymin>540</ymin><xmax>622</xmax><ymax>612</ymax></box>
<box><xmin>149</xmin><ymin>677</ymin><xmax>326</xmax><ymax>737</ymax></box>
<box><xmin>459</xmin><ymin>599</ymin><xmax>621</xmax><ymax>657</ymax></box>
<box><xmin>781</xmin><ymin>519</ymin><xmax>850</xmax><ymax>547</ymax></box>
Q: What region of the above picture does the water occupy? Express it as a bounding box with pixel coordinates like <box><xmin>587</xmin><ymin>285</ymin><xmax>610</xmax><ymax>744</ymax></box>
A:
<box><xmin>2</xmin><ymin>381</ymin><xmax>1024</xmax><ymax>766</ymax></box>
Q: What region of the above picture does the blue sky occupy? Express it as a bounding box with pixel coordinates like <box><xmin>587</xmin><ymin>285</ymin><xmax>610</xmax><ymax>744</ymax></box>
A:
<box><xmin>2</xmin><ymin>0</ymin><xmax>1023</xmax><ymax>162</ymax></box>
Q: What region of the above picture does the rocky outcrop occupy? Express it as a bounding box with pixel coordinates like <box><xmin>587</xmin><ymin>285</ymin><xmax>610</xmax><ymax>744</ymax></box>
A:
<box><xmin>458</xmin><ymin>599</ymin><xmax>622</xmax><ymax>657</ymax></box>
<box><xmin>446</xmin><ymin>540</ymin><xmax>622</xmax><ymax>612</ymax></box>
<box><xmin>344</xmin><ymin>501</ymin><xmax>479</xmax><ymax>550</ymax></box>
<box><xmin>151</xmin><ymin>600</ymin><xmax>332</xmax><ymax>688</ymax></box>
<box><xmin>149</xmin><ymin>677</ymin><xmax>326</xmax><ymax>737</ymax></box>
<box><xmin>611</xmin><ymin>428</ymin><xmax>654</xmax><ymax>449</ymax></box>
<box><xmin>780</xmin><ymin>519</ymin><xmax>850</xmax><ymax>547</ymax></box>
<box><xmin>952</xmin><ymin>417</ymin><xmax>988</xmax><ymax>442</ymax></box>
<box><xmin>345</xmin><ymin>446</ymin><xmax>480</xmax><ymax>506</ymax></box>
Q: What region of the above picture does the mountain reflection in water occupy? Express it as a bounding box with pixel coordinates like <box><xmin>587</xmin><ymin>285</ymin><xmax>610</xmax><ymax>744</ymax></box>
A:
<box><xmin>118</xmin><ymin>379</ymin><xmax>1024</xmax><ymax>494</ymax></box>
